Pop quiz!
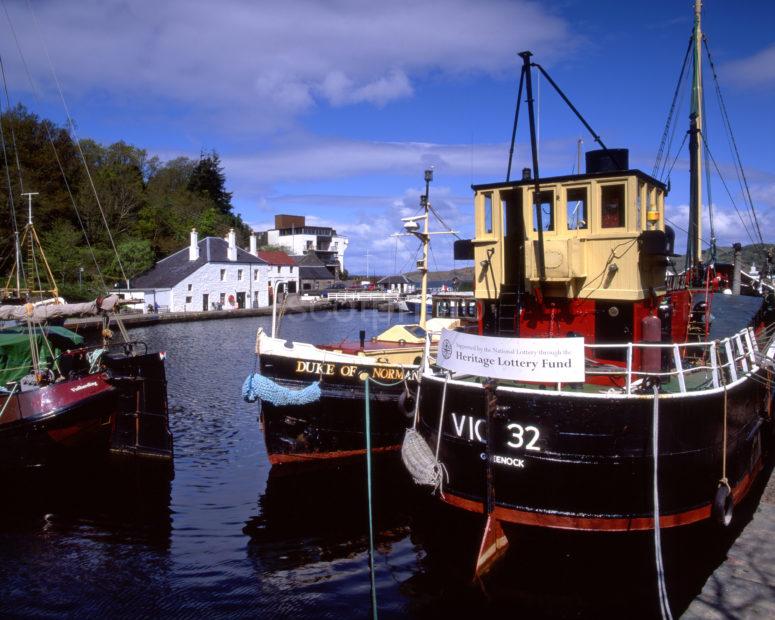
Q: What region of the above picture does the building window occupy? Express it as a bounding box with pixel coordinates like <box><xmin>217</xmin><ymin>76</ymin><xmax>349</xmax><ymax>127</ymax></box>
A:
<box><xmin>187</xmin><ymin>283</ymin><xmax>192</xmax><ymax>291</ymax></box>
<box><xmin>277</xmin><ymin>266</ymin><xmax>281</xmax><ymax>273</ymax></box>
<box><xmin>566</xmin><ymin>188</ymin><xmax>588</xmax><ymax>230</ymax></box>
<box><xmin>254</xmin><ymin>269</ymin><xmax>258</xmax><ymax>281</ymax></box>
<box><xmin>601</xmin><ymin>184</ymin><xmax>625</xmax><ymax>228</ymax></box>
<box><xmin>220</xmin><ymin>268</ymin><xmax>226</xmax><ymax>281</ymax></box>
<box><xmin>238</xmin><ymin>269</ymin><xmax>243</xmax><ymax>281</ymax></box>
<box><xmin>219</xmin><ymin>293</ymin><xmax>226</xmax><ymax>305</ymax></box>
<box><xmin>484</xmin><ymin>193</ymin><xmax>493</xmax><ymax>234</ymax></box>
<box><xmin>303</xmin><ymin>282</ymin><xmax>311</xmax><ymax>290</ymax></box>
<box><xmin>306</xmin><ymin>240</ymin><xmax>313</xmax><ymax>250</ymax></box>
<box><xmin>185</xmin><ymin>296</ymin><xmax>192</xmax><ymax>304</ymax></box>
<box><xmin>532</xmin><ymin>191</ymin><xmax>555</xmax><ymax>231</ymax></box>
<box><xmin>289</xmin><ymin>266</ymin><xmax>294</xmax><ymax>274</ymax></box>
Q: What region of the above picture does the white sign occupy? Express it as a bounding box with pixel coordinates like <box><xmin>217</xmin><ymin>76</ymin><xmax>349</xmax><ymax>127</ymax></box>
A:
<box><xmin>437</xmin><ymin>329</ymin><xmax>585</xmax><ymax>383</ymax></box>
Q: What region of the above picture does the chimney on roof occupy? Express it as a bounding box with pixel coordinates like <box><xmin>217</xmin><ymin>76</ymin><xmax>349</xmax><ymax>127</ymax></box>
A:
<box><xmin>249</xmin><ymin>232</ymin><xmax>257</xmax><ymax>256</ymax></box>
<box><xmin>227</xmin><ymin>228</ymin><xmax>237</xmax><ymax>261</ymax></box>
<box><xmin>189</xmin><ymin>228</ymin><xmax>199</xmax><ymax>261</ymax></box>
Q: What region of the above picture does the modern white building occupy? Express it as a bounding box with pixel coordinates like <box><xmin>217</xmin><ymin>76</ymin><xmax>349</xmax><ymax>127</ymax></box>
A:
<box><xmin>129</xmin><ymin>229</ymin><xmax>299</xmax><ymax>312</ymax></box>
<box><xmin>261</xmin><ymin>214</ymin><xmax>348</xmax><ymax>277</ymax></box>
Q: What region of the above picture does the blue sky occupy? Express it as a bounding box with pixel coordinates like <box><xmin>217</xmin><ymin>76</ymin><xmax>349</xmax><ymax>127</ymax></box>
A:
<box><xmin>2</xmin><ymin>0</ymin><xmax>774</xmax><ymax>275</ymax></box>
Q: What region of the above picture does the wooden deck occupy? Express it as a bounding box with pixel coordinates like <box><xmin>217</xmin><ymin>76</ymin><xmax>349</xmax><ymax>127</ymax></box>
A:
<box><xmin>684</xmin><ymin>458</ymin><xmax>775</xmax><ymax>618</ymax></box>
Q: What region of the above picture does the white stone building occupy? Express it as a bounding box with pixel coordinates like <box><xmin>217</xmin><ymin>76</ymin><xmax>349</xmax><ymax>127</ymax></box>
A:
<box><xmin>128</xmin><ymin>229</ymin><xmax>299</xmax><ymax>312</ymax></box>
<box><xmin>261</xmin><ymin>214</ymin><xmax>348</xmax><ymax>276</ymax></box>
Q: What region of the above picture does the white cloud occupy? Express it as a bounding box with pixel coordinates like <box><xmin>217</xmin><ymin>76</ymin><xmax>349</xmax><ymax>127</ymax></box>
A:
<box><xmin>720</xmin><ymin>44</ymin><xmax>775</xmax><ymax>89</ymax></box>
<box><xmin>3</xmin><ymin>0</ymin><xmax>576</xmax><ymax>130</ymax></box>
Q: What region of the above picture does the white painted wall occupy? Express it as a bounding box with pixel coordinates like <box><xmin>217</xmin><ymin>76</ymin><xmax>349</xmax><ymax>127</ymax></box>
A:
<box><xmin>266</xmin><ymin>230</ymin><xmax>349</xmax><ymax>269</ymax></box>
<box><xmin>166</xmin><ymin>262</ymin><xmax>272</xmax><ymax>312</ymax></box>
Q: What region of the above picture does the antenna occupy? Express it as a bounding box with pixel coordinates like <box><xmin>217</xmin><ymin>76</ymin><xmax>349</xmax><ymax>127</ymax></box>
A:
<box><xmin>21</xmin><ymin>192</ymin><xmax>39</xmax><ymax>225</ymax></box>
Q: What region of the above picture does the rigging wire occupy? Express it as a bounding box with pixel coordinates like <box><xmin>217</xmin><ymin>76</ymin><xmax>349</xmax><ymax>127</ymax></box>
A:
<box><xmin>0</xmin><ymin>52</ymin><xmax>24</xmax><ymax>194</ymax></box>
<box><xmin>700</xmin><ymin>76</ymin><xmax>716</xmax><ymax>263</ymax></box>
<box><xmin>24</xmin><ymin>0</ymin><xmax>130</xmax><ymax>286</ymax></box>
<box><xmin>664</xmin><ymin>217</ymin><xmax>711</xmax><ymax>249</ymax></box>
<box><xmin>428</xmin><ymin>203</ymin><xmax>461</xmax><ymax>240</ymax></box>
<box><xmin>702</xmin><ymin>36</ymin><xmax>764</xmax><ymax>247</ymax></box>
<box><xmin>0</xmin><ymin>53</ymin><xmax>27</xmax><ymax>293</ymax></box>
<box><xmin>1</xmin><ymin>0</ymin><xmax>108</xmax><ymax>291</ymax></box>
<box><xmin>654</xmin><ymin>37</ymin><xmax>693</xmax><ymax>179</ymax></box>
<box><xmin>663</xmin><ymin>133</ymin><xmax>689</xmax><ymax>183</ymax></box>
<box><xmin>699</xmin><ymin>132</ymin><xmax>757</xmax><ymax>246</ymax></box>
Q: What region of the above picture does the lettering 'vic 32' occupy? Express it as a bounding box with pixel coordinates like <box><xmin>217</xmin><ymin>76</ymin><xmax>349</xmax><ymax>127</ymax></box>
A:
<box><xmin>450</xmin><ymin>413</ymin><xmax>542</xmax><ymax>454</ymax></box>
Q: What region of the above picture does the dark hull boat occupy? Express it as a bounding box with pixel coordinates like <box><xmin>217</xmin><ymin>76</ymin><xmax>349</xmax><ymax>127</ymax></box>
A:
<box><xmin>254</xmin><ymin>327</ymin><xmax>416</xmax><ymax>465</ymax></box>
<box><xmin>248</xmin><ymin>169</ymin><xmax>468</xmax><ymax>465</ymax></box>
<box><xmin>253</xmin><ymin>294</ymin><xmax>475</xmax><ymax>464</ymax></box>
<box><xmin>404</xmin><ymin>6</ymin><xmax>775</xmax><ymax>588</ymax></box>
<box><xmin>414</xmin><ymin>320</ymin><xmax>773</xmax><ymax>531</ymax></box>
<box><xmin>0</xmin><ymin>344</ymin><xmax>172</xmax><ymax>470</ymax></box>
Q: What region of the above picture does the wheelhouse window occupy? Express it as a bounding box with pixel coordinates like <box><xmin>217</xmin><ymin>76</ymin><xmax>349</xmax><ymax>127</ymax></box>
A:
<box><xmin>484</xmin><ymin>193</ymin><xmax>493</xmax><ymax>234</ymax></box>
<box><xmin>532</xmin><ymin>190</ymin><xmax>554</xmax><ymax>231</ymax></box>
<box><xmin>566</xmin><ymin>188</ymin><xmax>588</xmax><ymax>230</ymax></box>
<box><xmin>601</xmin><ymin>184</ymin><xmax>625</xmax><ymax>228</ymax></box>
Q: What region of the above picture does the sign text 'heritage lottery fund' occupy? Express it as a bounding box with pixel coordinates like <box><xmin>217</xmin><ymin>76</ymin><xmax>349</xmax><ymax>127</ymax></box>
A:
<box><xmin>437</xmin><ymin>329</ymin><xmax>585</xmax><ymax>383</ymax></box>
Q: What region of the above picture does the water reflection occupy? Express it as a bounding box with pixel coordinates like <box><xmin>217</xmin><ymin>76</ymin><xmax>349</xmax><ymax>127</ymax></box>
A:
<box><xmin>0</xmin><ymin>312</ymin><xmax>767</xmax><ymax>618</ymax></box>
<box><xmin>0</xmin><ymin>461</ymin><xmax>173</xmax><ymax>617</ymax></box>
<box><xmin>244</xmin><ymin>457</ymin><xmax>413</xmax><ymax>571</ymax></box>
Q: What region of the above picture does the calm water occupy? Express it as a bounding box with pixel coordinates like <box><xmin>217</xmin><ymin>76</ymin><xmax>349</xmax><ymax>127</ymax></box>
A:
<box><xmin>0</xmin><ymin>310</ymin><xmax>765</xmax><ymax>618</ymax></box>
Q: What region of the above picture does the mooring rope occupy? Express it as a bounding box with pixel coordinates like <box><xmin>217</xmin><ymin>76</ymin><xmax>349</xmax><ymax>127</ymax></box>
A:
<box><xmin>652</xmin><ymin>385</ymin><xmax>673</xmax><ymax>620</ymax></box>
<box><xmin>363</xmin><ymin>377</ymin><xmax>378</xmax><ymax>620</ymax></box>
<box><xmin>434</xmin><ymin>372</ymin><xmax>450</xmax><ymax>460</ymax></box>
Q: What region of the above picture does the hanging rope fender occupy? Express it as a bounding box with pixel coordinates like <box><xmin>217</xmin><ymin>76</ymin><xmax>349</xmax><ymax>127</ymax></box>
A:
<box><xmin>242</xmin><ymin>372</ymin><xmax>321</xmax><ymax>406</ymax></box>
<box><xmin>711</xmin><ymin>382</ymin><xmax>734</xmax><ymax>527</ymax></box>
<box><xmin>401</xmin><ymin>372</ymin><xmax>447</xmax><ymax>491</ymax></box>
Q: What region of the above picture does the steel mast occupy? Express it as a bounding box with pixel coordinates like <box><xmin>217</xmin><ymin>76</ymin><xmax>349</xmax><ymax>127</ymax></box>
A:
<box><xmin>688</xmin><ymin>0</ymin><xmax>703</xmax><ymax>267</ymax></box>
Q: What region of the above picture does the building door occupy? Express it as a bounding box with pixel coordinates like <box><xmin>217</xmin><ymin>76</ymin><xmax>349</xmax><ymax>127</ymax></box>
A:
<box><xmin>202</xmin><ymin>293</ymin><xmax>209</xmax><ymax>311</ymax></box>
<box><xmin>236</xmin><ymin>292</ymin><xmax>246</xmax><ymax>309</ymax></box>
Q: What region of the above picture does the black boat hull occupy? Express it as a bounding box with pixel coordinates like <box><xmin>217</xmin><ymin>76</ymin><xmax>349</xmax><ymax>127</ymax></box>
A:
<box><xmin>0</xmin><ymin>352</ymin><xmax>172</xmax><ymax>470</ymax></box>
<box><xmin>415</xmin><ymin>371</ymin><xmax>774</xmax><ymax>530</ymax></box>
<box><xmin>258</xmin><ymin>353</ymin><xmax>413</xmax><ymax>464</ymax></box>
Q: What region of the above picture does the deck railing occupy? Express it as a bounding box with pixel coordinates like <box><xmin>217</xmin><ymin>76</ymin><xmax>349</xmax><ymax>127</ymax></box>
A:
<box><xmin>579</xmin><ymin>326</ymin><xmax>772</xmax><ymax>393</ymax></box>
<box><xmin>326</xmin><ymin>291</ymin><xmax>402</xmax><ymax>302</ymax></box>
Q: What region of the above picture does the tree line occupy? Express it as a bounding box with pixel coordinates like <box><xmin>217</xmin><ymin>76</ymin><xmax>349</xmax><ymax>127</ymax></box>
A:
<box><xmin>0</xmin><ymin>105</ymin><xmax>251</xmax><ymax>300</ymax></box>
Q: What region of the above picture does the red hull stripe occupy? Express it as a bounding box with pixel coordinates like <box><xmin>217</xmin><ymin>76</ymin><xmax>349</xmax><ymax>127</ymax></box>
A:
<box><xmin>268</xmin><ymin>444</ymin><xmax>400</xmax><ymax>465</ymax></box>
<box><xmin>441</xmin><ymin>459</ymin><xmax>763</xmax><ymax>532</ymax></box>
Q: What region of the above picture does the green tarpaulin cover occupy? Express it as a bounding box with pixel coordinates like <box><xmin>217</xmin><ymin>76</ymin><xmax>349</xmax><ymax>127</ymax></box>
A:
<box><xmin>0</xmin><ymin>326</ymin><xmax>85</xmax><ymax>387</ymax></box>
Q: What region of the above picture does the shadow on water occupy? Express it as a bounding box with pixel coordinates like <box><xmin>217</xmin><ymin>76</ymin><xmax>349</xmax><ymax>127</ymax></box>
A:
<box><xmin>1</xmin><ymin>458</ymin><xmax>173</xmax><ymax>543</ymax></box>
<box><xmin>0</xmin><ymin>459</ymin><xmax>173</xmax><ymax>618</ymax></box>
<box><xmin>240</xmin><ymin>449</ymin><xmax>775</xmax><ymax>619</ymax></box>
<box><xmin>404</xmin><ymin>451</ymin><xmax>775</xmax><ymax>619</ymax></box>
<box><xmin>244</xmin><ymin>456</ymin><xmax>412</xmax><ymax>572</ymax></box>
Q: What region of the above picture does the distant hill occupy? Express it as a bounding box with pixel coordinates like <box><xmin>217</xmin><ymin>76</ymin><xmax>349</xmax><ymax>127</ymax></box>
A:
<box><xmin>405</xmin><ymin>266</ymin><xmax>475</xmax><ymax>284</ymax></box>
<box><xmin>673</xmin><ymin>243</ymin><xmax>775</xmax><ymax>270</ymax></box>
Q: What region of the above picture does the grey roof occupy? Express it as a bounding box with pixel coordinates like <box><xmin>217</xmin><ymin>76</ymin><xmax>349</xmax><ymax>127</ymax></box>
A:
<box><xmin>378</xmin><ymin>274</ymin><xmax>412</xmax><ymax>285</ymax></box>
<box><xmin>299</xmin><ymin>265</ymin><xmax>335</xmax><ymax>280</ymax></box>
<box><xmin>132</xmin><ymin>237</ymin><xmax>265</xmax><ymax>289</ymax></box>
<box><xmin>294</xmin><ymin>252</ymin><xmax>326</xmax><ymax>267</ymax></box>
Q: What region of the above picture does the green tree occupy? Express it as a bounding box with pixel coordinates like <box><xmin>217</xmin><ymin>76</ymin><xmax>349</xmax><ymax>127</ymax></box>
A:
<box><xmin>77</xmin><ymin>140</ymin><xmax>148</xmax><ymax>241</ymax></box>
<box><xmin>111</xmin><ymin>238</ymin><xmax>155</xmax><ymax>283</ymax></box>
<box><xmin>187</xmin><ymin>151</ymin><xmax>233</xmax><ymax>215</ymax></box>
<box><xmin>0</xmin><ymin>105</ymin><xmax>81</xmax><ymax>255</ymax></box>
<box><xmin>39</xmin><ymin>220</ymin><xmax>85</xmax><ymax>286</ymax></box>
